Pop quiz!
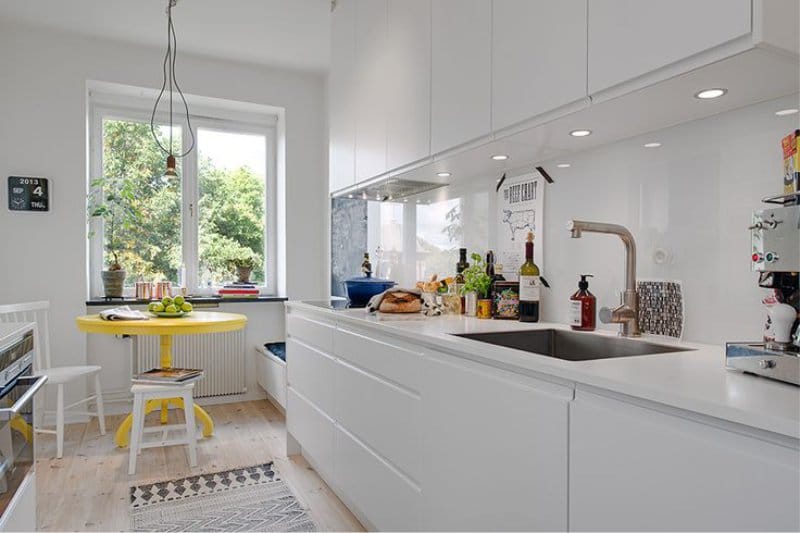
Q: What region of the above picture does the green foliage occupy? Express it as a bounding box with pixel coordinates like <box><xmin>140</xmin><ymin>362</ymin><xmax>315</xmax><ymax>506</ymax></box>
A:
<box><xmin>87</xmin><ymin>174</ymin><xmax>145</xmax><ymax>270</ymax></box>
<box><xmin>461</xmin><ymin>252</ymin><xmax>492</xmax><ymax>298</ymax></box>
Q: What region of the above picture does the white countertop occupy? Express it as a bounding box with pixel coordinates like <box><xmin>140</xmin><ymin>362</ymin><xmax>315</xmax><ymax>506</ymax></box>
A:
<box><xmin>288</xmin><ymin>301</ymin><xmax>800</xmax><ymax>439</ymax></box>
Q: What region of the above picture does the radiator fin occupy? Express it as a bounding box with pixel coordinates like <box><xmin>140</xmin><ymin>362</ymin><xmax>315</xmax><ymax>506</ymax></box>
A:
<box><xmin>134</xmin><ymin>330</ymin><xmax>246</xmax><ymax>398</ymax></box>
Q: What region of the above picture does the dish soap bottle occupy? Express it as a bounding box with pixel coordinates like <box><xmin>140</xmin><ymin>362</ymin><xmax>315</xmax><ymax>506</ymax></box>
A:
<box><xmin>569</xmin><ymin>274</ymin><xmax>596</xmax><ymax>331</ymax></box>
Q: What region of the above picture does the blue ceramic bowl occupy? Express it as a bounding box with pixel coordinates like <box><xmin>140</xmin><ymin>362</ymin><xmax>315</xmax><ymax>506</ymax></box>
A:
<box><xmin>344</xmin><ymin>276</ymin><xmax>396</xmax><ymax>307</ymax></box>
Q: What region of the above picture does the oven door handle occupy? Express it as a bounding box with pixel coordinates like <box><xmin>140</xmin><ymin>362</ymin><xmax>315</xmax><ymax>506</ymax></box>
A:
<box><xmin>0</xmin><ymin>376</ymin><xmax>47</xmax><ymax>421</ymax></box>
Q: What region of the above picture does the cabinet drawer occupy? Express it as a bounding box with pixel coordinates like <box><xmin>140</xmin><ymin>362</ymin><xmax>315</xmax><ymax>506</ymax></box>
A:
<box><xmin>334</xmin><ymin>327</ymin><xmax>422</xmax><ymax>392</ymax></box>
<box><xmin>287</xmin><ymin>388</ymin><xmax>335</xmax><ymax>482</ymax></box>
<box><xmin>334</xmin><ymin>425</ymin><xmax>421</xmax><ymax>531</ymax></box>
<box><xmin>286</xmin><ymin>338</ymin><xmax>335</xmax><ymax>414</ymax></box>
<box><xmin>335</xmin><ymin>359</ymin><xmax>421</xmax><ymax>483</ymax></box>
<box><xmin>287</xmin><ymin>314</ymin><xmax>334</xmax><ymax>353</ymax></box>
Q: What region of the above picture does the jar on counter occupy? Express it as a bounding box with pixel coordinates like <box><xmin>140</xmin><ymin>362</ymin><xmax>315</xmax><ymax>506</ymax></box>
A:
<box><xmin>492</xmin><ymin>281</ymin><xmax>520</xmax><ymax>320</ymax></box>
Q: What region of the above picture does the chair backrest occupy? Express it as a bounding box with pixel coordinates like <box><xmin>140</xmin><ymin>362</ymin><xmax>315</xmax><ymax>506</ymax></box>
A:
<box><xmin>0</xmin><ymin>301</ymin><xmax>51</xmax><ymax>371</ymax></box>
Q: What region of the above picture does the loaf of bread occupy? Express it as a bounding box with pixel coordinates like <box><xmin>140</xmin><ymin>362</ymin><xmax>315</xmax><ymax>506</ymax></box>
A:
<box><xmin>379</xmin><ymin>291</ymin><xmax>422</xmax><ymax>313</ymax></box>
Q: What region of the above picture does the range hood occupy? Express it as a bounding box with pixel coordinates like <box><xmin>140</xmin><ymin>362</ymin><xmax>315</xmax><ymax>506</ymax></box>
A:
<box><xmin>331</xmin><ymin>176</ymin><xmax>448</xmax><ymax>201</ymax></box>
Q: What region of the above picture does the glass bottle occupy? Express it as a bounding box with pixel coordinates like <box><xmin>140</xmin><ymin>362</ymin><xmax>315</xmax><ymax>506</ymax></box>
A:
<box><xmin>519</xmin><ymin>232</ymin><xmax>541</xmax><ymax>322</ymax></box>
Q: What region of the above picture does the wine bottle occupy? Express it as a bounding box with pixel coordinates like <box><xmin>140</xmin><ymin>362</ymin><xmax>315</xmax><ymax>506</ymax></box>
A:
<box><xmin>519</xmin><ymin>232</ymin><xmax>540</xmax><ymax>322</ymax></box>
<box><xmin>361</xmin><ymin>253</ymin><xmax>372</xmax><ymax>278</ymax></box>
<box><xmin>455</xmin><ymin>248</ymin><xmax>469</xmax><ymax>314</ymax></box>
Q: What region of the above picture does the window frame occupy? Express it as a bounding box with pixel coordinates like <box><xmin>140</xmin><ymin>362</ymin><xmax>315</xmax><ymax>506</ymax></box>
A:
<box><xmin>88</xmin><ymin>98</ymin><xmax>278</xmax><ymax>297</ymax></box>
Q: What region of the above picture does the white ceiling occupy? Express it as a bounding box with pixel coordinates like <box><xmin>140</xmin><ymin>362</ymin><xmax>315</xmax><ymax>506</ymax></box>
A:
<box><xmin>0</xmin><ymin>0</ymin><xmax>331</xmax><ymax>73</ymax></box>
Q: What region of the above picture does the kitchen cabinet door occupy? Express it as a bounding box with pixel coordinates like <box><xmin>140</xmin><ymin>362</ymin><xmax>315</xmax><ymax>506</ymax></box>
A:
<box><xmin>588</xmin><ymin>0</ymin><xmax>751</xmax><ymax>94</ymax></box>
<box><xmin>570</xmin><ymin>388</ymin><xmax>800</xmax><ymax>531</ymax></box>
<box><xmin>329</xmin><ymin>0</ymin><xmax>356</xmax><ymax>193</ymax></box>
<box><xmin>386</xmin><ymin>0</ymin><xmax>431</xmax><ymax>170</ymax></box>
<box><xmin>354</xmin><ymin>0</ymin><xmax>388</xmax><ymax>182</ymax></box>
<box><xmin>491</xmin><ymin>0</ymin><xmax>587</xmax><ymax>132</ymax></box>
<box><xmin>421</xmin><ymin>350</ymin><xmax>572</xmax><ymax>531</ymax></box>
<box><xmin>430</xmin><ymin>0</ymin><xmax>491</xmax><ymax>154</ymax></box>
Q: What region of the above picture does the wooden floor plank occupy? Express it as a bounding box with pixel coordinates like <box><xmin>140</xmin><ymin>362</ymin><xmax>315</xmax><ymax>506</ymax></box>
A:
<box><xmin>35</xmin><ymin>400</ymin><xmax>364</xmax><ymax>532</ymax></box>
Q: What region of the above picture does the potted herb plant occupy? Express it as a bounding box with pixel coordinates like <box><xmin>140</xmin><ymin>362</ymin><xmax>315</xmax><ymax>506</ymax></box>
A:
<box><xmin>88</xmin><ymin>175</ymin><xmax>143</xmax><ymax>298</ymax></box>
<box><xmin>461</xmin><ymin>253</ymin><xmax>493</xmax><ymax>318</ymax></box>
<box><xmin>226</xmin><ymin>248</ymin><xmax>261</xmax><ymax>284</ymax></box>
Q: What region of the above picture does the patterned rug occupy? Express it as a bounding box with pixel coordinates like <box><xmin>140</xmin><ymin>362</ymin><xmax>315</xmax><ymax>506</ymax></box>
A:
<box><xmin>130</xmin><ymin>462</ymin><xmax>316</xmax><ymax>532</ymax></box>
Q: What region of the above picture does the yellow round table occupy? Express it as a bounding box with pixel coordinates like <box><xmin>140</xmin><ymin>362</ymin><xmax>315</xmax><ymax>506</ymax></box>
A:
<box><xmin>76</xmin><ymin>311</ymin><xmax>247</xmax><ymax>448</ymax></box>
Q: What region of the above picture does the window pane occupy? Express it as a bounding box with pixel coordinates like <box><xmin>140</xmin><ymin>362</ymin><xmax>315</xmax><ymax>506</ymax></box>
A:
<box><xmin>367</xmin><ymin>201</ymin><xmax>404</xmax><ymax>280</ymax></box>
<box><xmin>197</xmin><ymin>129</ymin><xmax>267</xmax><ymax>286</ymax></box>
<box><xmin>101</xmin><ymin>119</ymin><xmax>182</xmax><ymax>285</ymax></box>
<box><xmin>416</xmin><ymin>198</ymin><xmax>461</xmax><ymax>280</ymax></box>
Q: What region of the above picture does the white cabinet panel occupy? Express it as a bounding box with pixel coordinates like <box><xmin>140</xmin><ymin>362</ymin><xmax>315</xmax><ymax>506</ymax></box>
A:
<box><xmin>431</xmin><ymin>0</ymin><xmax>491</xmax><ymax>153</ymax></box>
<box><xmin>286</xmin><ymin>314</ymin><xmax>334</xmax><ymax>353</ymax></box>
<box><xmin>570</xmin><ymin>389</ymin><xmax>800</xmax><ymax>531</ymax></box>
<box><xmin>286</xmin><ymin>338</ymin><xmax>335</xmax><ymax>414</ymax></box>
<box><xmin>386</xmin><ymin>0</ymin><xmax>431</xmax><ymax>169</ymax></box>
<box><xmin>287</xmin><ymin>388</ymin><xmax>335</xmax><ymax>481</ymax></box>
<box><xmin>329</xmin><ymin>0</ymin><xmax>356</xmax><ymax>193</ymax></box>
<box><xmin>354</xmin><ymin>0</ymin><xmax>388</xmax><ymax>181</ymax></box>
<box><xmin>334</xmin><ymin>426</ymin><xmax>422</xmax><ymax>531</ymax></box>
<box><xmin>588</xmin><ymin>0</ymin><xmax>752</xmax><ymax>94</ymax></box>
<box><xmin>334</xmin><ymin>327</ymin><xmax>422</xmax><ymax>391</ymax></box>
<box><xmin>422</xmin><ymin>351</ymin><xmax>571</xmax><ymax>531</ymax></box>
<box><xmin>492</xmin><ymin>0</ymin><xmax>587</xmax><ymax>131</ymax></box>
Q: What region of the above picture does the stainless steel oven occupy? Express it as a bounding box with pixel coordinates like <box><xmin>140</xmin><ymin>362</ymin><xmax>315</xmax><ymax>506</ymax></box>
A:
<box><xmin>0</xmin><ymin>327</ymin><xmax>46</xmax><ymax>520</ymax></box>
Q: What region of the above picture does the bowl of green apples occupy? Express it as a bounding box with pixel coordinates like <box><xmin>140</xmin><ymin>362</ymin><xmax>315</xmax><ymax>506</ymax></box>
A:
<box><xmin>148</xmin><ymin>296</ymin><xmax>193</xmax><ymax>317</ymax></box>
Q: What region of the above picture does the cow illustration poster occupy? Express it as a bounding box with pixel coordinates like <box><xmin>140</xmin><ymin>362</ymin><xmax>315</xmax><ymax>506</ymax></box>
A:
<box><xmin>497</xmin><ymin>172</ymin><xmax>544</xmax><ymax>280</ymax></box>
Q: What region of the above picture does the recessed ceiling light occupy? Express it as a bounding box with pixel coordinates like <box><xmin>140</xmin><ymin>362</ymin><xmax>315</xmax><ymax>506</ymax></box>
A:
<box><xmin>557</xmin><ymin>163</ymin><xmax>571</xmax><ymax>168</ymax></box>
<box><xmin>347</xmin><ymin>194</ymin><xmax>353</xmax><ymax>198</ymax></box>
<box><xmin>694</xmin><ymin>88</ymin><xmax>727</xmax><ymax>99</ymax></box>
<box><xmin>437</xmin><ymin>172</ymin><xmax>452</xmax><ymax>178</ymax></box>
<box><xmin>775</xmin><ymin>108</ymin><xmax>799</xmax><ymax>116</ymax></box>
<box><xmin>569</xmin><ymin>129</ymin><xmax>592</xmax><ymax>137</ymax></box>
<box><xmin>491</xmin><ymin>154</ymin><xmax>509</xmax><ymax>161</ymax></box>
<box><xmin>643</xmin><ymin>142</ymin><xmax>662</xmax><ymax>148</ymax></box>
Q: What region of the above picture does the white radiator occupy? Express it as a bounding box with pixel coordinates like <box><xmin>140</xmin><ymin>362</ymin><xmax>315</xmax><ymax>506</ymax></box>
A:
<box><xmin>134</xmin><ymin>330</ymin><xmax>247</xmax><ymax>398</ymax></box>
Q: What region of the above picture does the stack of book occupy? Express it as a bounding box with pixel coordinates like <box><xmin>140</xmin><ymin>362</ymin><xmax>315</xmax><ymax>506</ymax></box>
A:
<box><xmin>218</xmin><ymin>283</ymin><xmax>260</xmax><ymax>298</ymax></box>
<box><xmin>133</xmin><ymin>368</ymin><xmax>204</xmax><ymax>384</ymax></box>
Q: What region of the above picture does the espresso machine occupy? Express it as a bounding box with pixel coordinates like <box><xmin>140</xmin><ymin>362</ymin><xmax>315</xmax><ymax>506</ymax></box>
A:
<box><xmin>726</xmin><ymin>193</ymin><xmax>800</xmax><ymax>385</ymax></box>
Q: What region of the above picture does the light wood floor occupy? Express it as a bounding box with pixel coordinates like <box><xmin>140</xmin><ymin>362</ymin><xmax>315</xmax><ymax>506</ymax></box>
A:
<box><xmin>35</xmin><ymin>400</ymin><xmax>364</xmax><ymax>532</ymax></box>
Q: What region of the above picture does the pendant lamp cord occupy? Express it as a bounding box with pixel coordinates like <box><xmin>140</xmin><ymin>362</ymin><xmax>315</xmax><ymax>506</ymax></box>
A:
<box><xmin>150</xmin><ymin>0</ymin><xmax>195</xmax><ymax>158</ymax></box>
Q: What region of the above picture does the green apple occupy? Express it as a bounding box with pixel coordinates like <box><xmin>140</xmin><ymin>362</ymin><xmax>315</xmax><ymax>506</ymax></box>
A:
<box><xmin>161</xmin><ymin>296</ymin><xmax>173</xmax><ymax>307</ymax></box>
<box><xmin>174</xmin><ymin>295</ymin><xmax>185</xmax><ymax>307</ymax></box>
<box><xmin>153</xmin><ymin>303</ymin><xmax>165</xmax><ymax>313</ymax></box>
<box><xmin>181</xmin><ymin>302</ymin><xmax>193</xmax><ymax>313</ymax></box>
<box><xmin>148</xmin><ymin>302</ymin><xmax>159</xmax><ymax>312</ymax></box>
<box><xmin>165</xmin><ymin>304</ymin><xmax>178</xmax><ymax>314</ymax></box>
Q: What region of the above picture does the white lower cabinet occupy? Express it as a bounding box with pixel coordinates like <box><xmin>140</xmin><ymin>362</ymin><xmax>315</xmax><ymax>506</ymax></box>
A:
<box><xmin>569</xmin><ymin>388</ymin><xmax>800</xmax><ymax>531</ymax></box>
<box><xmin>286</xmin><ymin>387</ymin><xmax>335</xmax><ymax>482</ymax></box>
<box><xmin>421</xmin><ymin>350</ymin><xmax>572</xmax><ymax>531</ymax></box>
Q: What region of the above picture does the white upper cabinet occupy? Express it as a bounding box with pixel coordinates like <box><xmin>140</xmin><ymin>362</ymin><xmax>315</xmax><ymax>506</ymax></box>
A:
<box><xmin>588</xmin><ymin>0</ymin><xmax>752</xmax><ymax>94</ymax></box>
<box><xmin>386</xmin><ymin>0</ymin><xmax>431</xmax><ymax>170</ymax></box>
<box><xmin>328</xmin><ymin>0</ymin><xmax>356</xmax><ymax>193</ymax></box>
<box><xmin>354</xmin><ymin>0</ymin><xmax>388</xmax><ymax>182</ymax></box>
<box><xmin>491</xmin><ymin>0</ymin><xmax>588</xmax><ymax>132</ymax></box>
<box><xmin>430</xmin><ymin>0</ymin><xmax>492</xmax><ymax>154</ymax></box>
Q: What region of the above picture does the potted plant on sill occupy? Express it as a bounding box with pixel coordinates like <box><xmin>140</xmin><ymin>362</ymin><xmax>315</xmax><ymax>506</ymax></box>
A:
<box><xmin>87</xmin><ymin>175</ymin><xmax>143</xmax><ymax>298</ymax></box>
<box><xmin>461</xmin><ymin>253</ymin><xmax>493</xmax><ymax>318</ymax></box>
<box><xmin>226</xmin><ymin>248</ymin><xmax>261</xmax><ymax>284</ymax></box>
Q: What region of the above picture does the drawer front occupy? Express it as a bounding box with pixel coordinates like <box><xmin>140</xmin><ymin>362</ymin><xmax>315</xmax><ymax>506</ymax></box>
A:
<box><xmin>287</xmin><ymin>313</ymin><xmax>334</xmax><ymax>353</ymax></box>
<box><xmin>286</xmin><ymin>338</ymin><xmax>335</xmax><ymax>414</ymax></box>
<box><xmin>335</xmin><ymin>359</ymin><xmax>421</xmax><ymax>483</ymax></box>
<box><xmin>256</xmin><ymin>350</ymin><xmax>287</xmax><ymax>409</ymax></box>
<box><xmin>334</xmin><ymin>327</ymin><xmax>422</xmax><ymax>392</ymax></box>
<box><xmin>287</xmin><ymin>388</ymin><xmax>335</xmax><ymax>482</ymax></box>
<box><xmin>334</xmin><ymin>425</ymin><xmax>421</xmax><ymax>531</ymax></box>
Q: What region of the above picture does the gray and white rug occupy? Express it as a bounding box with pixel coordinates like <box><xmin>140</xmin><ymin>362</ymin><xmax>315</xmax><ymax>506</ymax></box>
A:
<box><xmin>131</xmin><ymin>462</ymin><xmax>316</xmax><ymax>532</ymax></box>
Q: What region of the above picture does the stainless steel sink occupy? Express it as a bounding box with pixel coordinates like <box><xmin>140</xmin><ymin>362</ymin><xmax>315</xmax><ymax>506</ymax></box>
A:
<box><xmin>452</xmin><ymin>329</ymin><xmax>692</xmax><ymax>361</ymax></box>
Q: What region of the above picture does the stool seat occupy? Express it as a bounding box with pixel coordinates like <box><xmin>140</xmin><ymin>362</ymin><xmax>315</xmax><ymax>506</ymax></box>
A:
<box><xmin>128</xmin><ymin>380</ymin><xmax>199</xmax><ymax>475</ymax></box>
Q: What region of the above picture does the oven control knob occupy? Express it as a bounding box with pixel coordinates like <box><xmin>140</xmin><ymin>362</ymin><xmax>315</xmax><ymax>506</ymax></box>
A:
<box><xmin>751</xmin><ymin>253</ymin><xmax>763</xmax><ymax>263</ymax></box>
<box><xmin>759</xmin><ymin>359</ymin><xmax>776</xmax><ymax>369</ymax></box>
<box><xmin>765</xmin><ymin>252</ymin><xmax>779</xmax><ymax>263</ymax></box>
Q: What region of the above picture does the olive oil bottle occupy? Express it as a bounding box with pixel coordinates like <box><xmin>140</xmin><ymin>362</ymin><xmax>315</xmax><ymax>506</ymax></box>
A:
<box><xmin>518</xmin><ymin>232</ymin><xmax>541</xmax><ymax>322</ymax></box>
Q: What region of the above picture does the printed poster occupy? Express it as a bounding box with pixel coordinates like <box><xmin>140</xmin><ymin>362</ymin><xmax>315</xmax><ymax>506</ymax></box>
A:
<box><xmin>497</xmin><ymin>172</ymin><xmax>544</xmax><ymax>280</ymax></box>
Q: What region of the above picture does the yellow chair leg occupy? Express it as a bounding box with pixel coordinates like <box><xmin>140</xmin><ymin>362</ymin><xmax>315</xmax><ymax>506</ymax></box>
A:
<box><xmin>194</xmin><ymin>404</ymin><xmax>214</xmax><ymax>437</ymax></box>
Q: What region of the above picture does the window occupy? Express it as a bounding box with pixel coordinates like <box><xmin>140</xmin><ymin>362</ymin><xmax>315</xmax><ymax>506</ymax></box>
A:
<box><xmin>89</xmin><ymin>96</ymin><xmax>277</xmax><ymax>296</ymax></box>
<box><xmin>416</xmin><ymin>198</ymin><xmax>461</xmax><ymax>280</ymax></box>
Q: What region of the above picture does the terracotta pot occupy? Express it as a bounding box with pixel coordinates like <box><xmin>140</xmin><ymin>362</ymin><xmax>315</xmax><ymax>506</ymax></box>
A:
<box><xmin>476</xmin><ymin>298</ymin><xmax>492</xmax><ymax>319</ymax></box>
<box><xmin>236</xmin><ymin>266</ymin><xmax>253</xmax><ymax>283</ymax></box>
<box><xmin>101</xmin><ymin>270</ymin><xmax>126</xmax><ymax>298</ymax></box>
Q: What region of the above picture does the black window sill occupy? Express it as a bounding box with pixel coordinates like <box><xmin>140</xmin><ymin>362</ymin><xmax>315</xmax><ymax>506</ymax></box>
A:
<box><xmin>85</xmin><ymin>296</ymin><xmax>288</xmax><ymax>307</ymax></box>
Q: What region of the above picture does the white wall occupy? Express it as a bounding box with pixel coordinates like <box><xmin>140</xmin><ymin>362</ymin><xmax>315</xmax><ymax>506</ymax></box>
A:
<box><xmin>406</xmin><ymin>94</ymin><xmax>800</xmax><ymax>345</ymax></box>
<box><xmin>0</xmin><ymin>21</ymin><xmax>328</xmax><ymax>405</ymax></box>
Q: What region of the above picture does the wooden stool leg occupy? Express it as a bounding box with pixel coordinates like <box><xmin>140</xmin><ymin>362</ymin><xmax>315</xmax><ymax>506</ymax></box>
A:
<box><xmin>129</xmin><ymin>393</ymin><xmax>144</xmax><ymax>475</ymax></box>
<box><xmin>183</xmin><ymin>391</ymin><xmax>197</xmax><ymax>468</ymax></box>
<box><xmin>94</xmin><ymin>373</ymin><xmax>106</xmax><ymax>435</ymax></box>
<box><xmin>56</xmin><ymin>384</ymin><xmax>64</xmax><ymax>459</ymax></box>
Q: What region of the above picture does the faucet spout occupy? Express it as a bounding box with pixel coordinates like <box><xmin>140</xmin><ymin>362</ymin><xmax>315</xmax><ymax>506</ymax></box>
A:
<box><xmin>566</xmin><ymin>220</ymin><xmax>640</xmax><ymax>337</ymax></box>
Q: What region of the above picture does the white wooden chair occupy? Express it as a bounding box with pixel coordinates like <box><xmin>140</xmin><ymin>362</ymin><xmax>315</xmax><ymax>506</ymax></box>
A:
<box><xmin>0</xmin><ymin>301</ymin><xmax>105</xmax><ymax>458</ymax></box>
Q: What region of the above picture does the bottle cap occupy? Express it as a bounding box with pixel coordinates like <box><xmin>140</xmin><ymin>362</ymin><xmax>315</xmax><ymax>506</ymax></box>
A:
<box><xmin>526</xmin><ymin>231</ymin><xmax>534</xmax><ymax>243</ymax></box>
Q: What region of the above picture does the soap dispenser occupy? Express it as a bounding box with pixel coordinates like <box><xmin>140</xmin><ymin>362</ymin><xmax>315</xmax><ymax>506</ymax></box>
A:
<box><xmin>569</xmin><ymin>274</ymin><xmax>596</xmax><ymax>331</ymax></box>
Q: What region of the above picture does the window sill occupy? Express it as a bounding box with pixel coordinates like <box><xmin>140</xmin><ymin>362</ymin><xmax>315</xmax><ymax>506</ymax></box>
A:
<box><xmin>85</xmin><ymin>295</ymin><xmax>288</xmax><ymax>307</ymax></box>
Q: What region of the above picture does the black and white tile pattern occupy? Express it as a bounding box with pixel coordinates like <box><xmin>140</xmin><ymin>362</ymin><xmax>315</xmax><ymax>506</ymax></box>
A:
<box><xmin>637</xmin><ymin>280</ymin><xmax>684</xmax><ymax>339</ymax></box>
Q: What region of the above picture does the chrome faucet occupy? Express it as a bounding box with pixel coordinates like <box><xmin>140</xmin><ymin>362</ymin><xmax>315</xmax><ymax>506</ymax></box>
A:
<box><xmin>567</xmin><ymin>220</ymin><xmax>641</xmax><ymax>337</ymax></box>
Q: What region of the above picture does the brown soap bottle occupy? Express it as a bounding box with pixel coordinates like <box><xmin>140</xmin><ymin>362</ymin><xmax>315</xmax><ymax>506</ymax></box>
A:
<box><xmin>569</xmin><ymin>274</ymin><xmax>596</xmax><ymax>331</ymax></box>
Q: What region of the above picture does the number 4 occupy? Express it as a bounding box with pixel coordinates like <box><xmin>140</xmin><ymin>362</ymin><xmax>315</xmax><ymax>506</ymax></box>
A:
<box><xmin>32</xmin><ymin>186</ymin><xmax>43</xmax><ymax>196</ymax></box>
